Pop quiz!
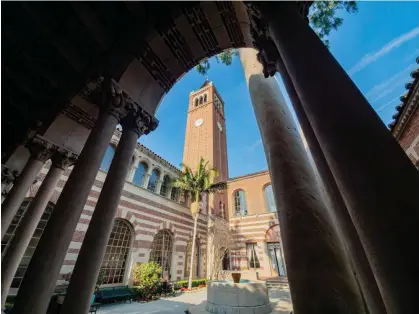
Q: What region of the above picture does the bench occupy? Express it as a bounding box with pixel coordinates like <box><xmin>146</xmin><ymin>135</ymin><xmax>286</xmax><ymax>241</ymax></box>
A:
<box><xmin>96</xmin><ymin>286</ymin><xmax>135</xmax><ymax>304</ymax></box>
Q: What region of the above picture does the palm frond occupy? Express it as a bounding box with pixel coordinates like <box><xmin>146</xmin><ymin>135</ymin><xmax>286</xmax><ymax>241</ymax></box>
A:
<box><xmin>204</xmin><ymin>181</ymin><xmax>227</xmax><ymax>194</ymax></box>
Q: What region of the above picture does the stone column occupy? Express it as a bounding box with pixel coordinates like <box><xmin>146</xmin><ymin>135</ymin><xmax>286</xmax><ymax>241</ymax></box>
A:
<box><xmin>273</xmin><ymin>56</ymin><xmax>386</xmax><ymax>313</ymax></box>
<box><xmin>254</xmin><ymin>2</ymin><xmax>419</xmax><ymax>312</ymax></box>
<box><xmin>1</xmin><ymin>139</ymin><xmax>52</xmax><ymax>238</ymax></box>
<box><xmin>60</xmin><ymin>106</ymin><xmax>157</xmax><ymax>314</ymax></box>
<box><xmin>143</xmin><ymin>168</ymin><xmax>152</xmax><ymax>189</ymax></box>
<box><xmin>1</xmin><ymin>151</ymin><xmax>77</xmax><ymax>308</ymax></box>
<box><xmin>239</xmin><ymin>47</ymin><xmax>365</xmax><ymax>313</ymax></box>
<box><xmin>12</xmin><ymin>79</ymin><xmax>129</xmax><ymax>314</ymax></box>
<box><xmin>155</xmin><ymin>179</ymin><xmax>163</xmax><ymax>195</ymax></box>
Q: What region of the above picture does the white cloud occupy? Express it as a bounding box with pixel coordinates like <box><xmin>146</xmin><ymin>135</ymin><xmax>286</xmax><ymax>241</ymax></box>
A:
<box><xmin>376</xmin><ymin>96</ymin><xmax>401</xmax><ymax>113</ymax></box>
<box><xmin>246</xmin><ymin>139</ymin><xmax>262</xmax><ymax>152</ymax></box>
<box><xmin>349</xmin><ymin>27</ymin><xmax>419</xmax><ymax>75</ymax></box>
<box><xmin>366</xmin><ymin>63</ymin><xmax>416</xmax><ymax>100</ymax></box>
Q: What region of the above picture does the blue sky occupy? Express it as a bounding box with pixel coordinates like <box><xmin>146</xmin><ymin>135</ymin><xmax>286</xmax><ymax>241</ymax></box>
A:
<box><xmin>140</xmin><ymin>1</ymin><xmax>419</xmax><ymax>178</ymax></box>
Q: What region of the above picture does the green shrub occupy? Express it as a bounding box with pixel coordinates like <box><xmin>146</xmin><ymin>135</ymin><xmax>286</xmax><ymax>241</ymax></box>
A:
<box><xmin>132</xmin><ymin>262</ymin><xmax>162</xmax><ymax>297</ymax></box>
<box><xmin>175</xmin><ymin>279</ymin><xmax>207</xmax><ymax>289</ymax></box>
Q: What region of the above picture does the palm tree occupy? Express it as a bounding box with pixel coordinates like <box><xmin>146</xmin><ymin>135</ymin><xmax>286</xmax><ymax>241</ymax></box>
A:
<box><xmin>172</xmin><ymin>157</ymin><xmax>227</xmax><ymax>290</ymax></box>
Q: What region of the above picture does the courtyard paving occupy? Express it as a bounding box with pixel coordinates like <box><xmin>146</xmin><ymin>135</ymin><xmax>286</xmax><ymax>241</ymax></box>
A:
<box><xmin>97</xmin><ymin>285</ymin><xmax>292</xmax><ymax>314</ymax></box>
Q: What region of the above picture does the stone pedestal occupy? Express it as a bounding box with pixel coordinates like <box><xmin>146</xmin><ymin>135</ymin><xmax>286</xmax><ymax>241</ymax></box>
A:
<box><xmin>206</xmin><ymin>281</ymin><xmax>272</xmax><ymax>314</ymax></box>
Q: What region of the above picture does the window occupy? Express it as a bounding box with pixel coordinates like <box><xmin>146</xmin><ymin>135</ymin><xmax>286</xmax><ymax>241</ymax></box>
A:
<box><xmin>195</xmin><ymin>98</ymin><xmax>199</xmax><ymax>107</ymax></box>
<box><xmin>147</xmin><ymin>169</ymin><xmax>160</xmax><ymax>192</ymax></box>
<box><xmin>100</xmin><ymin>146</ymin><xmax>116</xmax><ymax>172</ymax></box>
<box><xmin>101</xmin><ymin>219</ymin><xmax>132</xmax><ymax>284</ymax></box>
<box><xmin>133</xmin><ymin>162</ymin><xmax>148</xmax><ymax>186</ymax></box>
<box><xmin>264</xmin><ymin>184</ymin><xmax>277</xmax><ymax>213</ymax></box>
<box><xmin>149</xmin><ymin>230</ymin><xmax>173</xmax><ymax>277</ymax></box>
<box><xmin>160</xmin><ymin>175</ymin><xmax>171</xmax><ymax>196</ymax></box>
<box><xmin>222</xmin><ymin>250</ymin><xmax>230</xmax><ymax>270</ymax></box>
<box><xmin>234</xmin><ymin>190</ymin><xmax>247</xmax><ymax>216</ymax></box>
<box><xmin>199</xmin><ymin>96</ymin><xmax>203</xmax><ymax>104</ymax></box>
<box><xmin>204</xmin><ymin>94</ymin><xmax>207</xmax><ymax>102</ymax></box>
<box><xmin>1</xmin><ymin>199</ymin><xmax>54</xmax><ymax>288</ymax></box>
<box><xmin>170</xmin><ymin>187</ymin><xmax>179</xmax><ymax>202</ymax></box>
<box><xmin>184</xmin><ymin>239</ymin><xmax>199</xmax><ymax>279</ymax></box>
<box><xmin>246</xmin><ymin>243</ymin><xmax>260</xmax><ymax>269</ymax></box>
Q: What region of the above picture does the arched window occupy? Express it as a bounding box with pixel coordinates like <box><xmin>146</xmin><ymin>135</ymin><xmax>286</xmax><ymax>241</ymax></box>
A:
<box><xmin>264</xmin><ymin>184</ymin><xmax>277</xmax><ymax>212</ymax></box>
<box><xmin>195</xmin><ymin>98</ymin><xmax>199</xmax><ymax>107</ymax></box>
<box><xmin>184</xmin><ymin>239</ymin><xmax>199</xmax><ymax>279</ymax></box>
<box><xmin>149</xmin><ymin>230</ymin><xmax>173</xmax><ymax>278</ymax></box>
<box><xmin>199</xmin><ymin>96</ymin><xmax>203</xmax><ymax>104</ymax></box>
<box><xmin>170</xmin><ymin>187</ymin><xmax>179</xmax><ymax>202</ymax></box>
<box><xmin>222</xmin><ymin>250</ymin><xmax>230</xmax><ymax>270</ymax></box>
<box><xmin>101</xmin><ymin>219</ymin><xmax>133</xmax><ymax>284</ymax></box>
<box><xmin>234</xmin><ymin>190</ymin><xmax>247</xmax><ymax>216</ymax></box>
<box><xmin>100</xmin><ymin>145</ymin><xmax>116</xmax><ymax>172</ymax></box>
<box><xmin>204</xmin><ymin>94</ymin><xmax>207</xmax><ymax>103</ymax></box>
<box><xmin>1</xmin><ymin>199</ymin><xmax>54</xmax><ymax>288</ymax></box>
<box><xmin>247</xmin><ymin>243</ymin><xmax>261</xmax><ymax>269</ymax></box>
<box><xmin>133</xmin><ymin>162</ymin><xmax>148</xmax><ymax>186</ymax></box>
<box><xmin>147</xmin><ymin>169</ymin><xmax>160</xmax><ymax>192</ymax></box>
<box><xmin>160</xmin><ymin>175</ymin><xmax>171</xmax><ymax>196</ymax></box>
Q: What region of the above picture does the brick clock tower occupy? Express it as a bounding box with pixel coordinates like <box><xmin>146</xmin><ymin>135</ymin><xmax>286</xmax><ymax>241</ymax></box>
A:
<box><xmin>182</xmin><ymin>80</ymin><xmax>229</xmax><ymax>218</ymax></box>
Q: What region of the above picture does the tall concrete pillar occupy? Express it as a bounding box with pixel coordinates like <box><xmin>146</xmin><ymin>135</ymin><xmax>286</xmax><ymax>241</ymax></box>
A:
<box><xmin>60</xmin><ymin>107</ymin><xmax>157</xmax><ymax>314</ymax></box>
<box><xmin>239</xmin><ymin>47</ymin><xmax>365</xmax><ymax>313</ymax></box>
<box><xmin>1</xmin><ymin>150</ymin><xmax>77</xmax><ymax>308</ymax></box>
<box><xmin>255</xmin><ymin>2</ymin><xmax>419</xmax><ymax>312</ymax></box>
<box><xmin>12</xmin><ymin>79</ymin><xmax>131</xmax><ymax>314</ymax></box>
<box><xmin>273</xmin><ymin>56</ymin><xmax>386</xmax><ymax>314</ymax></box>
<box><xmin>1</xmin><ymin>139</ymin><xmax>52</xmax><ymax>238</ymax></box>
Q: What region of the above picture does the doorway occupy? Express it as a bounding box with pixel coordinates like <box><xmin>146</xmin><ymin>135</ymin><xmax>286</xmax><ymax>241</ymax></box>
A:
<box><xmin>267</xmin><ymin>243</ymin><xmax>285</xmax><ymax>276</ymax></box>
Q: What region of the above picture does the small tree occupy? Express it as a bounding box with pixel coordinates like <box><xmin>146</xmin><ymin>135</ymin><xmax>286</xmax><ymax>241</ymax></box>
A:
<box><xmin>207</xmin><ymin>215</ymin><xmax>236</xmax><ymax>281</ymax></box>
<box><xmin>133</xmin><ymin>262</ymin><xmax>162</xmax><ymax>298</ymax></box>
<box><xmin>96</xmin><ymin>268</ymin><xmax>106</xmax><ymax>289</ymax></box>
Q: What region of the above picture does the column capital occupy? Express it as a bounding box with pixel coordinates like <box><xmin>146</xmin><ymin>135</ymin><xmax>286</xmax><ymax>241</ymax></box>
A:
<box><xmin>2</xmin><ymin>165</ymin><xmax>19</xmax><ymax>185</ymax></box>
<box><xmin>51</xmin><ymin>150</ymin><xmax>79</xmax><ymax>170</ymax></box>
<box><xmin>102</xmin><ymin>78</ymin><xmax>159</xmax><ymax>135</ymax></box>
<box><xmin>25</xmin><ymin>137</ymin><xmax>55</xmax><ymax>163</ymax></box>
<box><xmin>245</xmin><ymin>3</ymin><xmax>282</xmax><ymax>78</ymax></box>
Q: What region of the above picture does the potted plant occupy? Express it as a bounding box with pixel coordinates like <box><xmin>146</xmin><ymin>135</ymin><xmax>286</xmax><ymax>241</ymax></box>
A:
<box><xmin>231</xmin><ymin>273</ymin><xmax>241</xmax><ymax>283</ymax></box>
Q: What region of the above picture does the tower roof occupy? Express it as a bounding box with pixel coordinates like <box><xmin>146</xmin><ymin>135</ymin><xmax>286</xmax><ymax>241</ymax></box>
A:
<box><xmin>200</xmin><ymin>79</ymin><xmax>212</xmax><ymax>89</ymax></box>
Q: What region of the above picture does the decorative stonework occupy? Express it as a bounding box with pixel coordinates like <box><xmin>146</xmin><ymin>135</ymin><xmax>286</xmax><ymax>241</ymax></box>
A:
<box><xmin>184</xmin><ymin>5</ymin><xmax>221</xmax><ymax>57</ymax></box>
<box><xmin>26</xmin><ymin>137</ymin><xmax>55</xmax><ymax>163</ymax></box>
<box><xmin>1</xmin><ymin>165</ymin><xmax>19</xmax><ymax>185</ymax></box>
<box><xmin>216</xmin><ymin>2</ymin><xmax>245</xmax><ymax>48</ymax></box>
<box><xmin>102</xmin><ymin>79</ymin><xmax>159</xmax><ymax>134</ymax></box>
<box><xmin>61</xmin><ymin>103</ymin><xmax>96</xmax><ymax>129</ymax></box>
<box><xmin>51</xmin><ymin>151</ymin><xmax>79</xmax><ymax>170</ymax></box>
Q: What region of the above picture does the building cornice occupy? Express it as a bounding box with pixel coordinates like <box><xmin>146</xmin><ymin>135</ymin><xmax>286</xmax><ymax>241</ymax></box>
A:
<box><xmin>389</xmin><ymin>57</ymin><xmax>419</xmax><ymax>139</ymax></box>
<box><xmin>228</xmin><ymin>169</ymin><xmax>270</xmax><ymax>182</ymax></box>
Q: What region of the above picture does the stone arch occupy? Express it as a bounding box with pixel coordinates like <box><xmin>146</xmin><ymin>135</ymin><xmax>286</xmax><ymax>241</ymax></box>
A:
<box><xmin>115</xmin><ymin>209</ymin><xmax>143</xmax><ymax>249</ymax></box>
<box><xmin>265</xmin><ymin>224</ymin><xmax>281</xmax><ymax>243</ymax></box>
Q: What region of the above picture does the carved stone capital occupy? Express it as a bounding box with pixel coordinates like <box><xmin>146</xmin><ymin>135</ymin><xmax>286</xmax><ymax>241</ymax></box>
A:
<box><xmin>121</xmin><ymin>105</ymin><xmax>159</xmax><ymax>136</ymax></box>
<box><xmin>1</xmin><ymin>165</ymin><xmax>19</xmax><ymax>185</ymax></box>
<box><xmin>245</xmin><ymin>2</ymin><xmax>281</xmax><ymax>78</ymax></box>
<box><xmin>51</xmin><ymin>150</ymin><xmax>79</xmax><ymax>170</ymax></box>
<box><xmin>101</xmin><ymin>79</ymin><xmax>159</xmax><ymax>135</ymax></box>
<box><xmin>26</xmin><ymin>137</ymin><xmax>55</xmax><ymax>163</ymax></box>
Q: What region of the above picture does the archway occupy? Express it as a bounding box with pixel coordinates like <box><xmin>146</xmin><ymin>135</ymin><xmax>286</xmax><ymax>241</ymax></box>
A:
<box><xmin>149</xmin><ymin>229</ymin><xmax>174</xmax><ymax>279</ymax></box>
<box><xmin>100</xmin><ymin>218</ymin><xmax>133</xmax><ymax>285</ymax></box>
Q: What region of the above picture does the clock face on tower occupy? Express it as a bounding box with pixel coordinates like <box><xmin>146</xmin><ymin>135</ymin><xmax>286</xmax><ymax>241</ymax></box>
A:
<box><xmin>194</xmin><ymin>118</ymin><xmax>204</xmax><ymax>127</ymax></box>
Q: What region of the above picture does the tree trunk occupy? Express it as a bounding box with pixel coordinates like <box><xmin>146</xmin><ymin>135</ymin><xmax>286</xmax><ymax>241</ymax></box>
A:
<box><xmin>188</xmin><ymin>211</ymin><xmax>199</xmax><ymax>290</ymax></box>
